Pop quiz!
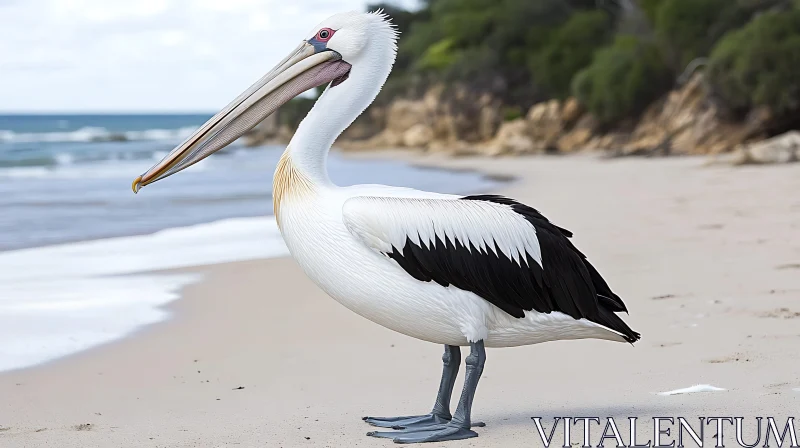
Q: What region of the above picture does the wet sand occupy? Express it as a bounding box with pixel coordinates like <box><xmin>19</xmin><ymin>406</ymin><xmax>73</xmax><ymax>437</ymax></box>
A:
<box><xmin>1</xmin><ymin>153</ymin><xmax>799</xmax><ymax>447</ymax></box>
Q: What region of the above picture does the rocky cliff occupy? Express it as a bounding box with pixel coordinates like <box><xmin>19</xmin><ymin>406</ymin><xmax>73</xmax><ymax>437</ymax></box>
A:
<box><xmin>245</xmin><ymin>74</ymin><xmax>793</xmax><ymax>164</ymax></box>
<box><xmin>339</xmin><ymin>85</ymin><xmax>503</xmax><ymax>153</ymax></box>
<box><xmin>340</xmin><ymin>74</ymin><xmax>774</xmax><ymax>158</ymax></box>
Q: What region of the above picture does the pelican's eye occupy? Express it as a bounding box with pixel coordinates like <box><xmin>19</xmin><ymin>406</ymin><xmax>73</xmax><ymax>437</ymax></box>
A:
<box><xmin>316</xmin><ymin>28</ymin><xmax>334</xmax><ymax>42</ymax></box>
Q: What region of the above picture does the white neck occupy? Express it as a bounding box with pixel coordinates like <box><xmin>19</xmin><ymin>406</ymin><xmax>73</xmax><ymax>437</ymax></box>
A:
<box><xmin>287</xmin><ymin>42</ymin><xmax>394</xmax><ymax>186</ymax></box>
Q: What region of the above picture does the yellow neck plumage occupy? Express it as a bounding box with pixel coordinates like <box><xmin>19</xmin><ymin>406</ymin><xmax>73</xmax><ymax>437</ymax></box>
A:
<box><xmin>272</xmin><ymin>148</ymin><xmax>314</xmax><ymax>227</ymax></box>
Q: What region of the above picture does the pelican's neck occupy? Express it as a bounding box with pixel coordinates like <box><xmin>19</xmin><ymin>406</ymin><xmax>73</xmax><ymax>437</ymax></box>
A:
<box><xmin>285</xmin><ymin>46</ymin><xmax>394</xmax><ymax>186</ymax></box>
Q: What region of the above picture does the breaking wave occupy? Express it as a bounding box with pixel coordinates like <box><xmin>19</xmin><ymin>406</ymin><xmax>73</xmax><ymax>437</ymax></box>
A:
<box><xmin>0</xmin><ymin>126</ymin><xmax>198</xmax><ymax>144</ymax></box>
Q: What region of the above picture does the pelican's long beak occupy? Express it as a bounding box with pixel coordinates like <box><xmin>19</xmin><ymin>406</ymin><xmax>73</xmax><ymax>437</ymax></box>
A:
<box><xmin>132</xmin><ymin>42</ymin><xmax>351</xmax><ymax>193</ymax></box>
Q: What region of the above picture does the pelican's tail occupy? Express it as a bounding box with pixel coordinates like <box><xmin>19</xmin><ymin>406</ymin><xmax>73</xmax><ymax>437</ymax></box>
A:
<box><xmin>594</xmin><ymin>305</ymin><xmax>641</xmax><ymax>344</ymax></box>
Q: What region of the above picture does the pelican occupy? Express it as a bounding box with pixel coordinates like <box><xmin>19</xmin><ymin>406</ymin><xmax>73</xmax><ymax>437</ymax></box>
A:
<box><xmin>132</xmin><ymin>11</ymin><xmax>640</xmax><ymax>443</ymax></box>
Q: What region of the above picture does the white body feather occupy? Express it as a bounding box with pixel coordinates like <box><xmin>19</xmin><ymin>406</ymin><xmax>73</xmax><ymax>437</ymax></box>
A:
<box><xmin>278</xmin><ymin>184</ymin><xmax>625</xmax><ymax>347</ymax></box>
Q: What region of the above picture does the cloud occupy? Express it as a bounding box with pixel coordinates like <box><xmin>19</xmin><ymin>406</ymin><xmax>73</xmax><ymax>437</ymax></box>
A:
<box><xmin>0</xmin><ymin>0</ymin><xmax>414</xmax><ymax>112</ymax></box>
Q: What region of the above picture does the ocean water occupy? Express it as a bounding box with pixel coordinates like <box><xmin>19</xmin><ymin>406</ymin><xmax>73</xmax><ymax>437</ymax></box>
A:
<box><xmin>0</xmin><ymin>114</ymin><xmax>501</xmax><ymax>372</ymax></box>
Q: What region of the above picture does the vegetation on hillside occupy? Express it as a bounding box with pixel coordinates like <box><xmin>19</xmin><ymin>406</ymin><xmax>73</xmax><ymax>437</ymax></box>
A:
<box><xmin>573</xmin><ymin>35</ymin><xmax>671</xmax><ymax>127</ymax></box>
<box><xmin>273</xmin><ymin>1</ymin><xmax>798</xmax><ymax>135</ymax></box>
<box><xmin>708</xmin><ymin>10</ymin><xmax>800</xmax><ymax>130</ymax></box>
<box><xmin>362</xmin><ymin>0</ymin><xmax>799</xmax><ymax>132</ymax></box>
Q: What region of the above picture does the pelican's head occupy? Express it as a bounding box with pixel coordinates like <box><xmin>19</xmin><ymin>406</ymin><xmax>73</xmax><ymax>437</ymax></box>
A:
<box><xmin>132</xmin><ymin>11</ymin><xmax>397</xmax><ymax>193</ymax></box>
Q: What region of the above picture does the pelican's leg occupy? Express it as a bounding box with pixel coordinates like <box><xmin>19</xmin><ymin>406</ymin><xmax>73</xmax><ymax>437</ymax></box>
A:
<box><xmin>363</xmin><ymin>345</ymin><xmax>461</xmax><ymax>429</ymax></box>
<box><xmin>368</xmin><ymin>341</ymin><xmax>485</xmax><ymax>443</ymax></box>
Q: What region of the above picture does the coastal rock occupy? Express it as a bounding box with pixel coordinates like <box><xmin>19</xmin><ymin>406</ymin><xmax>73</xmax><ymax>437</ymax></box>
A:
<box><xmin>436</xmin><ymin>89</ymin><xmax>502</xmax><ymax>144</ymax></box>
<box><xmin>526</xmin><ymin>99</ymin><xmax>565</xmax><ymax>150</ymax></box>
<box><xmin>711</xmin><ymin>131</ymin><xmax>800</xmax><ymax>165</ymax></box>
<box><xmin>557</xmin><ymin>115</ymin><xmax>597</xmax><ymax>152</ymax></box>
<box><xmin>620</xmin><ymin>74</ymin><xmax>770</xmax><ymax>156</ymax></box>
<box><xmin>746</xmin><ymin>131</ymin><xmax>800</xmax><ymax>163</ymax></box>
<box><xmin>527</xmin><ymin>99</ymin><xmax>560</xmax><ymax>123</ymax></box>
<box><xmin>341</xmin><ymin>107</ymin><xmax>385</xmax><ymax>141</ymax></box>
<box><xmin>560</xmin><ymin>97</ymin><xmax>584</xmax><ymax>127</ymax></box>
<box><xmin>485</xmin><ymin>119</ymin><xmax>537</xmax><ymax>155</ymax></box>
<box><xmin>243</xmin><ymin>113</ymin><xmax>287</xmax><ymax>147</ymax></box>
<box><xmin>402</xmin><ymin>124</ymin><xmax>434</xmax><ymax>148</ymax></box>
<box><xmin>345</xmin><ymin>84</ymin><xmax>505</xmax><ymax>152</ymax></box>
<box><xmin>382</xmin><ymin>130</ymin><xmax>405</xmax><ymax>147</ymax></box>
<box><xmin>348</xmin><ymin>94</ymin><xmax>438</xmax><ymax>150</ymax></box>
<box><xmin>250</xmin><ymin>71</ymin><xmax>780</xmax><ymax>157</ymax></box>
<box><xmin>385</xmin><ymin>99</ymin><xmax>431</xmax><ymax>135</ymax></box>
<box><xmin>557</xmin><ymin>129</ymin><xmax>593</xmax><ymax>152</ymax></box>
<box><xmin>587</xmin><ymin>133</ymin><xmax>630</xmax><ymax>152</ymax></box>
<box><xmin>351</xmin><ymin>98</ymin><xmax>428</xmax><ymax>150</ymax></box>
<box><xmin>477</xmin><ymin>94</ymin><xmax>503</xmax><ymax>142</ymax></box>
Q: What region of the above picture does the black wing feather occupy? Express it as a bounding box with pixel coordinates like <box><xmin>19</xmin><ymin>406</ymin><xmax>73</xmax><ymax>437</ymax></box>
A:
<box><xmin>385</xmin><ymin>194</ymin><xmax>640</xmax><ymax>343</ymax></box>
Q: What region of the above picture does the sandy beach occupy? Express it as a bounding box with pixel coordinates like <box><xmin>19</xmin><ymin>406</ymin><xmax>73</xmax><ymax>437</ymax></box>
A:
<box><xmin>1</xmin><ymin>153</ymin><xmax>799</xmax><ymax>447</ymax></box>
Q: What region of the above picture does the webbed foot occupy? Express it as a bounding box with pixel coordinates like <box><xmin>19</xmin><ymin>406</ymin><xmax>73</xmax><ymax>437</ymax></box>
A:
<box><xmin>367</xmin><ymin>423</ymin><xmax>478</xmax><ymax>444</ymax></box>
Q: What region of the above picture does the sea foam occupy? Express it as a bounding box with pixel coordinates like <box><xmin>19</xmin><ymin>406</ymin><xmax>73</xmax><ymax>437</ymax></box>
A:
<box><xmin>0</xmin><ymin>217</ymin><xmax>287</xmax><ymax>372</ymax></box>
<box><xmin>0</xmin><ymin>126</ymin><xmax>197</xmax><ymax>144</ymax></box>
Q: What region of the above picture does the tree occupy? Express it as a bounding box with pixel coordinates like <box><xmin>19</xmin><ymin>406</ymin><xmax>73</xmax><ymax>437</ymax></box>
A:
<box><xmin>708</xmin><ymin>10</ymin><xmax>800</xmax><ymax>122</ymax></box>
<box><xmin>530</xmin><ymin>10</ymin><xmax>615</xmax><ymax>98</ymax></box>
<box><xmin>572</xmin><ymin>35</ymin><xmax>672</xmax><ymax>126</ymax></box>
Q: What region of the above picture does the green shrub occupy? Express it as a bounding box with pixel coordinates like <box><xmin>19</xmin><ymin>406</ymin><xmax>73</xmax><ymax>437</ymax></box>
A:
<box><xmin>530</xmin><ymin>10</ymin><xmax>614</xmax><ymax>98</ymax></box>
<box><xmin>418</xmin><ymin>38</ymin><xmax>458</xmax><ymax>71</ymax></box>
<box><xmin>502</xmin><ymin>106</ymin><xmax>523</xmax><ymax>121</ymax></box>
<box><xmin>572</xmin><ymin>36</ymin><xmax>673</xmax><ymax>126</ymax></box>
<box><xmin>708</xmin><ymin>11</ymin><xmax>800</xmax><ymax>119</ymax></box>
<box><xmin>655</xmin><ymin>0</ymin><xmax>726</xmax><ymax>67</ymax></box>
<box><xmin>638</xmin><ymin>0</ymin><xmax>662</xmax><ymax>24</ymax></box>
<box><xmin>376</xmin><ymin>0</ymin><xmax>597</xmax><ymax>105</ymax></box>
<box><xmin>654</xmin><ymin>0</ymin><xmax>781</xmax><ymax>70</ymax></box>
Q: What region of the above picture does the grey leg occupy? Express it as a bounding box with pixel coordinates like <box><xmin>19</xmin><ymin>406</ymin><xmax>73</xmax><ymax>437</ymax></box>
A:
<box><xmin>363</xmin><ymin>345</ymin><xmax>460</xmax><ymax>429</ymax></box>
<box><xmin>368</xmin><ymin>341</ymin><xmax>485</xmax><ymax>443</ymax></box>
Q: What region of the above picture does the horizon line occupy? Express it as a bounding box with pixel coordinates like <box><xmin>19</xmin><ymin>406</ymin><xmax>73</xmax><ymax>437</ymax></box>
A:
<box><xmin>0</xmin><ymin>111</ymin><xmax>218</xmax><ymax>115</ymax></box>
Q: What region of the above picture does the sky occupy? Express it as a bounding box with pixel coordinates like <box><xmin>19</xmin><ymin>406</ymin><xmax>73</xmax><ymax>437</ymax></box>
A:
<box><xmin>0</xmin><ymin>0</ymin><xmax>415</xmax><ymax>113</ymax></box>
